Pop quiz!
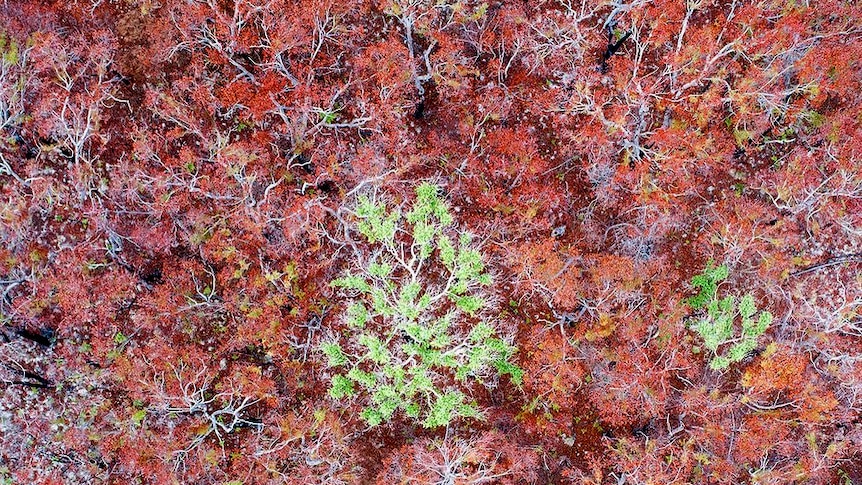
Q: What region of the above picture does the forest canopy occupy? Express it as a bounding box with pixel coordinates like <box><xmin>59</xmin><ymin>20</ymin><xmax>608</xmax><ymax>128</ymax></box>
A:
<box><xmin>0</xmin><ymin>0</ymin><xmax>860</xmax><ymax>483</ymax></box>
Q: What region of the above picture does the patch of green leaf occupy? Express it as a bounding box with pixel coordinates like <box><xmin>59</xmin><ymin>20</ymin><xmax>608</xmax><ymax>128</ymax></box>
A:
<box><xmin>323</xmin><ymin>183</ymin><xmax>521</xmax><ymax>428</ymax></box>
<box><xmin>686</xmin><ymin>262</ymin><xmax>772</xmax><ymax>370</ymax></box>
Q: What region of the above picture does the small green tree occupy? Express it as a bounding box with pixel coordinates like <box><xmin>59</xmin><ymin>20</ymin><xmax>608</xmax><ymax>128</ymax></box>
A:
<box><xmin>685</xmin><ymin>262</ymin><xmax>772</xmax><ymax>370</ymax></box>
<box><xmin>323</xmin><ymin>182</ymin><xmax>522</xmax><ymax>428</ymax></box>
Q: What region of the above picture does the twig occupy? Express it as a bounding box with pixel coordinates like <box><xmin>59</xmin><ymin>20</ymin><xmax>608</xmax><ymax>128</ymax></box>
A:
<box><xmin>790</xmin><ymin>253</ymin><xmax>862</xmax><ymax>277</ymax></box>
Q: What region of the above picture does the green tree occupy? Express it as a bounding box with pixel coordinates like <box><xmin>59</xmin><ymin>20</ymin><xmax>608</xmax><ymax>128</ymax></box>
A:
<box><xmin>323</xmin><ymin>182</ymin><xmax>522</xmax><ymax>428</ymax></box>
<box><xmin>686</xmin><ymin>262</ymin><xmax>772</xmax><ymax>370</ymax></box>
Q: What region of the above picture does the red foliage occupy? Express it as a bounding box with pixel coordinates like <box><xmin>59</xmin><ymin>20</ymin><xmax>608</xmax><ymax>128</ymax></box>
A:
<box><xmin>1</xmin><ymin>0</ymin><xmax>860</xmax><ymax>482</ymax></box>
